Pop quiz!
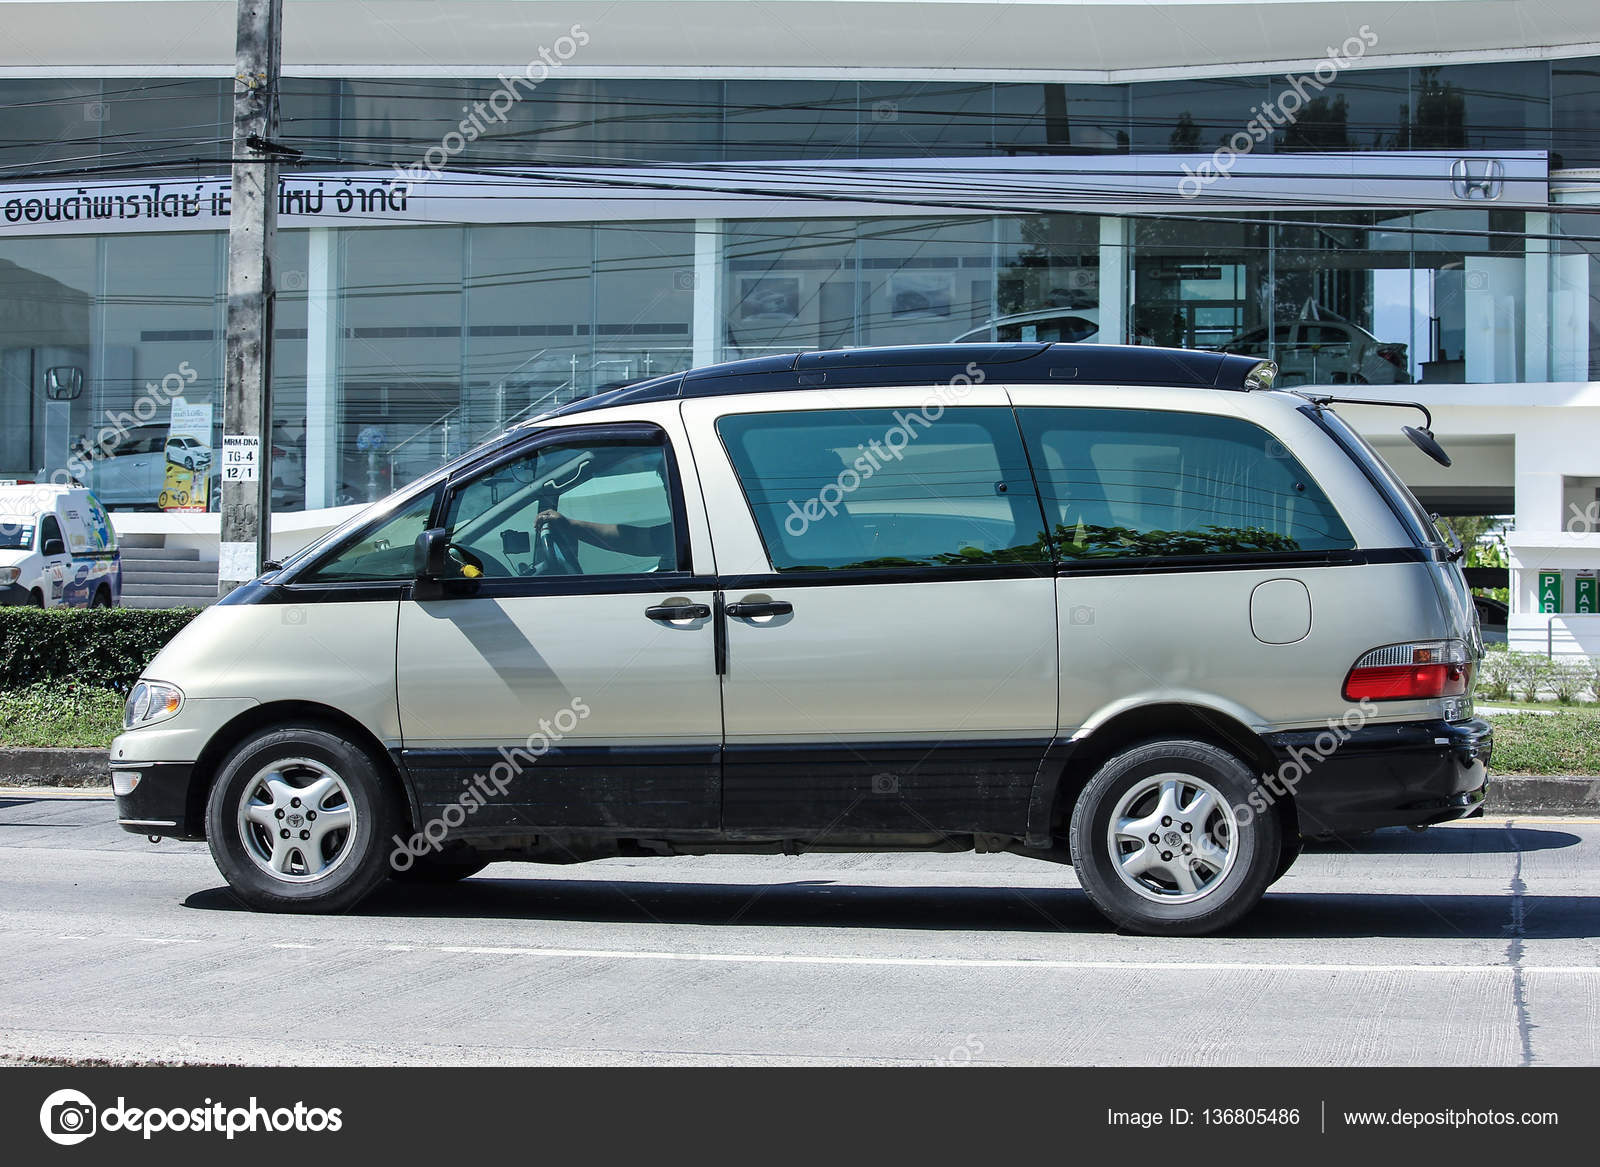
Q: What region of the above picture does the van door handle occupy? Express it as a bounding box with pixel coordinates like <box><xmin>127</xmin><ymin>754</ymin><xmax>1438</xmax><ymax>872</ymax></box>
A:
<box><xmin>645</xmin><ymin>603</ymin><xmax>711</xmax><ymax>621</ymax></box>
<box><xmin>725</xmin><ymin>600</ymin><xmax>793</xmax><ymax>618</ymax></box>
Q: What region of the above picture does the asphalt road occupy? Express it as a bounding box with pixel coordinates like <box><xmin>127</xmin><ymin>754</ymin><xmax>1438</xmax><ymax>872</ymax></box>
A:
<box><xmin>1</xmin><ymin>791</ymin><xmax>1596</xmax><ymax>1067</ymax></box>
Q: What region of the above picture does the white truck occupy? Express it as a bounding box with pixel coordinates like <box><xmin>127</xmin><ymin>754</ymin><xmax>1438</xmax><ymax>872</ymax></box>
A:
<box><xmin>0</xmin><ymin>484</ymin><xmax>122</xmax><ymax>608</ymax></box>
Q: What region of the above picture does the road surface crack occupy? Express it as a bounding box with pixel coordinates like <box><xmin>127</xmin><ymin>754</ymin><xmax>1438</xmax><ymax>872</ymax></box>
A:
<box><xmin>1503</xmin><ymin>819</ymin><xmax>1536</xmax><ymax>1066</ymax></box>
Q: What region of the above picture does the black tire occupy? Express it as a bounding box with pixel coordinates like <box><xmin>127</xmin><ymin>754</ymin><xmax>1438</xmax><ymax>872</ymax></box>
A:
<box><xmin>389</xmin><ymin>855</ymin><xmax>489</xmax><ymax>884</ymax></box>
<box><xmin>1271</xmin><ymin>830</ymin><xmax>1303</xmax><ymax>886</ymax></box>
<box><xmin>1069</xmin><ymin>738</ymin><xmax>1281</xmax><ymax>936</ymax></box>
<box><xmin>205</xmin><ymin>723</ymin><xmax>401</xmax><ymax>913</ymax></box>
<box><xmin>28</xmin><ymin>589</ymin><xmax>44</xmax><ymax>608</ymax></box>
<box><xmin>91</xmin><ymin>586</ymin><xmax>112</xmax><ymax>608</ymax></box>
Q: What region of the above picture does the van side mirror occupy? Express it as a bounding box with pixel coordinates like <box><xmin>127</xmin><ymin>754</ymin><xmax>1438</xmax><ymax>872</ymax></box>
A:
<box><xmin>414</xmin><ymin>528</ymin><xmax>450</xmax><ymax>579</ymax></box>
<box><xmin>42</xmin><ymin>537</ymin><xmax>65</xmax><ymax>556</ymax></box>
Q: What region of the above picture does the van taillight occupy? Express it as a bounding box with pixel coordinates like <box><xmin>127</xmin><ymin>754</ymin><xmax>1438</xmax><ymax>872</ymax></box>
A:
<box><xmin>1342</xmin><ymin>640</ymin><xmax>1470</xmax><ymax>701</ymax></box>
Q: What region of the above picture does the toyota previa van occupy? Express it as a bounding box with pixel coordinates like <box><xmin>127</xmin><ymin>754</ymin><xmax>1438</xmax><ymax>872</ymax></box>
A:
<box><xmin>110</xmin><ymin>344</ymin><xmax>1491</xmax><ymax>935</ymax></box>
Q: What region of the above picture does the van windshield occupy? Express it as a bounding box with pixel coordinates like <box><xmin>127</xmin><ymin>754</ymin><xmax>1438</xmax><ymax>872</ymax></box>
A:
<box><xmin>0</xmin><ymin>520</ymin><xmax>34</xmax><ymax>551</ymax></box>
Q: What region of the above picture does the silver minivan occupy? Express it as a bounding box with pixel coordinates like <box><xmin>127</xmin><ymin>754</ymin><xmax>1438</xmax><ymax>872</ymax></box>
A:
<box><xmin>110</xmin><ymin>343</ymin><xmax>1491</xmax><ymax>935</ymax></box>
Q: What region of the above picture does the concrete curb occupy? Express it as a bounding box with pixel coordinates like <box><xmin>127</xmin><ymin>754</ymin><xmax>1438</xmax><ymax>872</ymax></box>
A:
<box><xmin>1487</xmin><ymin>774</ymin><xmax>1600</xmax><ymax>816</ymax></box>
<box><xmin>2</xmin><ymin>748</ymin><xmax>1598</xmax><ymax>817</ymax></box>
<box><xmin>0</xmin><ymin>748</ymin><xmax>111</xmax><ymax>788</ymax></box>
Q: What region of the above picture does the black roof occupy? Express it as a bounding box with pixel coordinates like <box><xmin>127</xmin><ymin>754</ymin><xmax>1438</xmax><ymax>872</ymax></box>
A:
<box><xmin>540</xmin><ymin>343</ymin><xmax>1271</xmax><ymax>421</ymax></box>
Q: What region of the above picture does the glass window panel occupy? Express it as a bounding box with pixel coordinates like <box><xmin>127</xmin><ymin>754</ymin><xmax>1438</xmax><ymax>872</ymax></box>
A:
<box><xmin>301</xmin><ymin>485</ymin><xmax>440</xmax><ymax>583</ymax></box>
<box><xmin>90</xmin><ymin>232</ymin><xmax>224</xmax><ymax>508</ymax></box>
<box><xmin>442</xmin><ymin>439</ymin><xmax>679</xmax><ymax>577</ymax></box>
<box><xmin>1407</xmin><ymin>209</ymin><xmax>1526</xmax><ymax>384</ymax></box>
<box><xmin>994</xmin><ymin>83</ymin><xmax>1130</xmax><ymax>155</ymax></box>
<box><xmin>723</xmin><ymin>81</ymin><xmax>858</xmax><ymax>161</ymax></box>
<box><xmin>1131</xmin><ymin>218</ymin><xmax>1270</xmax><ymax>349</ymax></box>
<box><xmin>269</xmin><ymin>230</ymin><xmax>310</xmax><ymax>512</ymax></box>
<box><xmin>716</xmin><ymin>407</ymin><xmax>1049</xmax><ymax>571</ymax></box>
<box><xmin>0</xmin><ymin>79</ymin><xmax>105</xmax><ymax>173</ymax></box>
<box><xmin>857</xmin><ymin>82</ymin><xmax>994</xmax><ymax>157</ymax></box>
<box><xmin>992</xmin><ymin>214</ymin><xmax>1105</xmax><ymax>340</ymax></box>
<box><xmin>463</xmin><ymin>223</ymin><xmax>591</xmax><ymax>447</ymax></box>
<box><xmin>723</xmin><ymin>219</ymin><xmax>856</xmax><ymax>357</ymax></box>
<box><xmin>1271</xmin><ymin>211</ymin><xmax>1416</xmax><ymax>387</ymax></box>
<box><xmin>1017</xmin><ymin>407</ymin><xmax>1354</xmax><ymax>559</ymax></box>
<box><xmin>1553</xmin><ymin>57</ymin><xmax>1600</xmax><ymax>169</ymax></box>
<box><xmin>92</xmin><ymin>79</ymin><xmax>228</xmax><ymax>171</ymax></box>
<box><xmin>1130</xmin><ymin>77</ymin><xmax>1272</xmax><ymax>153</ymax></box>
<box><xmin>1552</xmin><ymin>213</ymin><xmax>1599</xmax><ymax>381</ymax></box>
<box><xmin>857</xmin><ymin>218</ymin><xmax>993</xmax><ymax>346</ymax></box>
<box><xmin>593</xmin><ymin>222</ymin><xmax>695</xmax><ymax>390</ymax></box>
<box><xmin>1269</xmin><ymin>67</ymin><xmax>1409</xmax><ymax>152</ymax></box>
<box><xmin>0</xmin><ymin>236</ymin><xmax>96</xmax><ymax>480</ymax></box>
<box><xmin>586</xmin><ymin>80</ymin><xmax>724</xmax><ymax>163</ymax></box>
<box><xmin>1400</xmin><ymin>62</ymin><xmax>1549</xmax><ymax>151</ymax></box>
<box><xmin>339</xmin><ymin>226</ymin><xmax>464</xmax><ymax>503</ymax></box>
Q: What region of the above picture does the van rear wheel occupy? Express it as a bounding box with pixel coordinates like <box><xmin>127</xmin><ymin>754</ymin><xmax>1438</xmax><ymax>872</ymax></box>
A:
<box><xmin>206</xmin><ymin>723</ymin><xmax>400</xmax><ymax>913</ymax></box>
<box><xmin>1069</xmin><ymin>738</ymin><xmax>1280</xmax><ymax>936</ymax></box>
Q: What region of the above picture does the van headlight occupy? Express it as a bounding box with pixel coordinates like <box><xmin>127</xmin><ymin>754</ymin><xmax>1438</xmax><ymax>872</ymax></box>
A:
<box><xmin>0</xmin><ymin>567</ymin><xmax>18</xmax><ymax>587</ymax></box>
<box><xmin>125</xmin><ymin>680</ymin><xmax>183</xmax><ymax>729</ymax></box>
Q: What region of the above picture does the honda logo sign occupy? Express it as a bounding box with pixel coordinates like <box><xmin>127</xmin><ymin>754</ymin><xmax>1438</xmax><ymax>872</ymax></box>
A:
<box><xmin>1451</xmin><ymin>159</ymin><xmax>1505</xmax><ymax>200</ymax></box>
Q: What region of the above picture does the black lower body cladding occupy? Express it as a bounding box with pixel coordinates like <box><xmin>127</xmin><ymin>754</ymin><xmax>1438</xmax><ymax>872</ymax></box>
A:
<box><xmin>1265</xmin><ymin>717</ymin><xmax>1491</xmax><ymax>835</ymax></box>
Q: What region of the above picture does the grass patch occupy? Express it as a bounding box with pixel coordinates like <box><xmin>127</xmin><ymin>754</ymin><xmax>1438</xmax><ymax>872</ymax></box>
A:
<box><xmin>0</xmin><ymin>684</ymin><xmax>123</xmax><ymax>749</ymax></box>
<box><xmin>1478</xmin><ymin>698</ymin><xmax>1600</xmax><ymax>712</ymax></box>
<box><xmin>1485</xmin><ymin>710</ymin><xmax>1600</xmax><ymax>775</ymax></box>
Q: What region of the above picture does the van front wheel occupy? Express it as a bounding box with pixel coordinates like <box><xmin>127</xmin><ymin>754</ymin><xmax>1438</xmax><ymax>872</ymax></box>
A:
<box><xmin>206</xmin><ymin>724</ymin><xmax>400</xmax><ymax>913</ymax></box>
<box><xmin>1069</xmin><ymin>739</ymin><xmax>1280</xmax><ymax>936</ymax></box>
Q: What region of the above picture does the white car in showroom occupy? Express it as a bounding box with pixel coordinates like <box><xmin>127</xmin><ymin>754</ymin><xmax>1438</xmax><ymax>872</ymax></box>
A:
<box><xmin>1218</xmin><ymin>317</ymin><xmax>1411</xmax><ymax>386</ymax></box>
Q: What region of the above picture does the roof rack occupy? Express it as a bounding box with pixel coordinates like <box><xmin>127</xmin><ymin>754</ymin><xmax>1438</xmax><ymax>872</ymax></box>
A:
<box><xmin>539</xmin><ymin>343</ymin><xmax>1277</xmax><ymax>421</ymax></box>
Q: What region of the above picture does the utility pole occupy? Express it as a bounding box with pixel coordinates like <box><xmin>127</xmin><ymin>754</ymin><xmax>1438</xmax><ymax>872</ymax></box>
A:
<box><xmin>218</xmin><ymin>0</ymin><xmax>282</xmax><ymax>595</ymax></box>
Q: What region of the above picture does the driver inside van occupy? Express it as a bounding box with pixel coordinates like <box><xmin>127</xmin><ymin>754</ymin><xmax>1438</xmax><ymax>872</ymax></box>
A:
<box><xmin>532</xmin><ymin>507</ymin><xmax>674</xmax><ymax>560</ymax></box>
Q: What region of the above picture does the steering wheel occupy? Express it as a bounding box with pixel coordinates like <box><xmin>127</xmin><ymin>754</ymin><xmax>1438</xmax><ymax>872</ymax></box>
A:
<box><xmin>532</xmin><ymin>516</ymin><xmax>583</xmax><ymax>576</ymax></box>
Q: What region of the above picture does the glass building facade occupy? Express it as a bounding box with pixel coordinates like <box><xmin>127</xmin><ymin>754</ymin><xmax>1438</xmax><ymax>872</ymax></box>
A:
<box><xmin>3</xmin><ymin>64</ymin><xmax>1596</xmax><ymax>172</ymax></box>
<box><xmin>2</xmin><ymin>66</ymin><xmax>1599</xmax><ymax>514</ymax></box>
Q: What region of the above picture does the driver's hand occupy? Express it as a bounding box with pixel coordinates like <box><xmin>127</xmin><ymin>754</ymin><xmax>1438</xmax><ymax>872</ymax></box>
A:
<box><xmin>535</xmin><ymin>509</ymin><xmax>569</xmax><ymax>532</ymax></box>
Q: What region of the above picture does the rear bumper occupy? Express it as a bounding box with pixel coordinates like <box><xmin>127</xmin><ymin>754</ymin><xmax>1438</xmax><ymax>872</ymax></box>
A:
<box><xmin>1265</xmin><ymin>717</ymin><xmax>1492</xmax><ymax>836</ymax></box>
<box><xmin>112</xmin><ymin>761</ymin><xmax>204</xmax><ymax>840</ymax></box>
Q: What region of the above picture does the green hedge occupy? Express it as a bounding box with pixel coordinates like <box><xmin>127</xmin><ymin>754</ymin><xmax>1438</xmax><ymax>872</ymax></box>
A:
<box><xmin>0</xmin><ymin>607</ymin><xmax>202</xmax><ymax>693</ymax></box>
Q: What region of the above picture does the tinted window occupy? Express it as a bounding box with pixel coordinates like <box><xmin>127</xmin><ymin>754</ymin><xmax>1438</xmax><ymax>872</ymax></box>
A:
<box><xmin>717</xmin><ymin>407</ymin><xmax>1049</xmax><ymax>571</ymax></box>
<box><xmin>301</xmin><ymin>487</ymin><xmax>440</xmax><ymax>583</ymax></box>
<box><xmin>1016</xmin><ymin>407</ymin><xmax>1354</xmax><ymax>559</ymax></box>
<box><xmin>442</xmin><ymin>438</ymin><xmax>680</xmax><ymax>578</ymax></box>
<box><xmin>39</xmin><ymin>515</ymin><xmax>63</xmax><ymax>551</ymax></box>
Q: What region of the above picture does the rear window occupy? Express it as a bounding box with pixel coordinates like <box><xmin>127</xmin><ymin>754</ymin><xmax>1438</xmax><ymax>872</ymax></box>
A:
<box><xmin>1016</xmin><ymin>407</ymin><xmax>1355</xmax><ymax>559</ymax></box>
<box><xmin>1311</xmin><ymin>407</ymin><xmax>1440</xmax><ymax>548</ymax></box>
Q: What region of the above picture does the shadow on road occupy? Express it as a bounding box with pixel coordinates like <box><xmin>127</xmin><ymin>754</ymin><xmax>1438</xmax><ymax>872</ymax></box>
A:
<box><xmin>1304</xmin><ymin>825</ymin><xmax>1581</xmax><ymax>856</ymax></box>
<box><xmin>183</xmin><ymin>872</ymin><xmax>1599</xmax><ymax>941</ymax></box>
